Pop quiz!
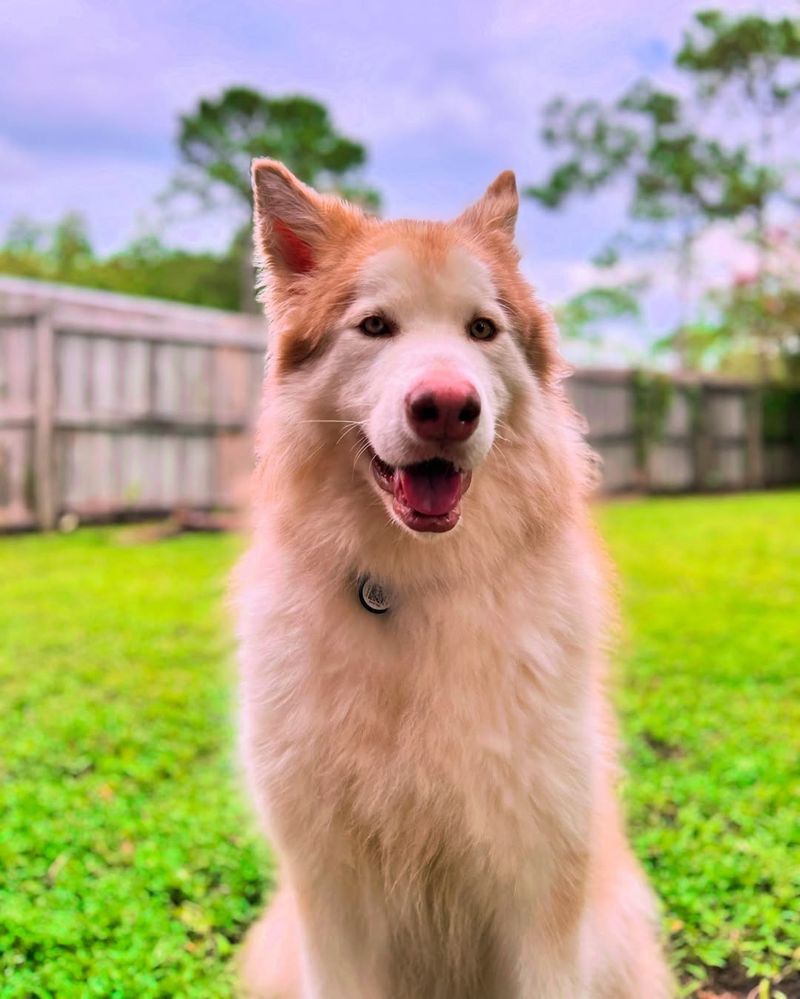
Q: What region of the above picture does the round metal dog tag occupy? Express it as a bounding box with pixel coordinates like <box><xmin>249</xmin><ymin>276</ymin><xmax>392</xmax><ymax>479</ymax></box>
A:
<box><xmin>358</xmin><ymin>576</ymin><xmax>390</xmax><ymax>614</ymax></box>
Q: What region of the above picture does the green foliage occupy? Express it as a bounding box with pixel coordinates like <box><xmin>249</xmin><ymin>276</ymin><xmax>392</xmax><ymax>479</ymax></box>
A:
<box><xmin>50</xmin><ymin>212</ymin><xmax>93</xmax><ymax>271</ymax></box>
<box><xmin>631</xmin><ymin>370</ymin><xmax>675</xmax><ymax>468</ymax></box>
<box><xmin>0</xmin><ymin>220</ymin><xmax>242</xmax><ymax>311</ymax></box>
<box><xmin>0</xmin><ymin>214</ymin><xmax>93</xmax><ymax>279</ymax></box>
<box><xmin>555</xmin><ymin>284</ymin><xmax>642</xmax><ymax>343</ymax></box>
<box><xmin>171</xmin><ymin>87</ymin><xmax>380</xmax><ymax>212</ymax></box>
<box><xmin>674</xmin><ymin>10</ymin><xmax>800</xmax><ymax>376</ymax></box>
<box><xmin>528</xmin><ymin>79</ymin><xmax>771</xmax><ymax>364</ymax></box>
<box><xmin>165</xmin><ymin>86</ymin><xmax>380</xmax><ymax>309</ymax></box>
<box><xmin>677</xmin><ymin>9</ymin><xmax>800</xmax><ymax>253</ymax></box>
<box><xmin>528</xmin><ymin>96</ymin><xmax>639</xmax><ymax>207</ymax></box>
<box><xmin>528</xmin><ymin>82</ymin><xmax>765</xmax><ymax>230</ymax></box>
<box><xmin>2</xmin><ymin>497</ymin><xmax>799</xmax><ymax>996</ymax></box>
<box><xmin>4</xmin><ymin>216</ymin><xmax>48</xmax><ymax>254</ymax></box>
<box><xmin>663</xmin><ymin>268</ymin><xmax>800</xmax><ymax>378</ymax></box>
<box><xmin>4</xmin><ymin>88</ymin><xmax>382</xmax><ymax>312</ymax></box>
<box><xmin>761</xmin><ymin>385</ymin><xmax>800</xmax><ymax>443</ymax></box>
<box><xmin>106</xmin><ymin>239</ymin><xmax>242</xmax><ymax>311</ymax></box>
<box><xmin>677</xmin><ymin>10</ymin><xmax>800</xmax><ymax>109</ymax></box>
<box><xmin>0</xmin><ymin>530</ymin><xmax>268</xmax><ymax>997</ymax></box>
<box><xmin>530</xmin><ymin>8</ymin><xmax>800</xmax><ymax>370</ymax></box>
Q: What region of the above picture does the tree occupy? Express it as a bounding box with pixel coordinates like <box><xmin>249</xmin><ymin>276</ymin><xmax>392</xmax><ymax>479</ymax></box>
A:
<box><xmin>4</xmin><ymin>216</ymin><xmax>47</xmax><ymax>254</ymax></box>
<box><xmin>173</xmin><ymin>88</ymin><xmax>379</xmax><ymax>208</ymax></box>
<box><xmin>50</xmin><ymin>213</ymin><xmax>93</xmax><ymax>274</ymax></box>
<box><xmin>677</xmin><ymin>10</ymin><xmax>800</xmax><ymax>185</ymax></box>
<box><xmin>167</xmin><ymin>87</ymin><xmax>380</xmax><ymax>309</ymax></box>
<box><xmin>675</xmin><ymin>227</ymin><xmax>800</xmax><ymax>378</ymax></box>
<box><xmin>677</xmin><ymin>10</ymin><xmax>800</xmax><ymax>375</ymax></box>
<box><xmin>0</xmin><ymin>217</ymin><xmax>241</xmax><ymax>311</ymax></box>
<box><xmin>677</xmin><ymin>279</ymin><xmax>800</xmax><ymax>379</ymax></box>
<box><xmin>527</xmin><ymin>81</ymin><xmax>768</xmax><ymax>366</ymax></box>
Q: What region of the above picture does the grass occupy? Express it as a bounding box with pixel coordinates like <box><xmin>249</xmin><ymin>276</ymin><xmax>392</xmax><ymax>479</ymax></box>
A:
<box><xmin>1</xmin><ymin>492</ymin><xmax>798</xmax><ymax>997</ymax></box>
<box><xmin>0</xmin><ymin>530</ymin><xmax>264</xmax><ymax>998</ymax></box>
<box><xmin>600</xmin><ymin>493</ymin><xmax>800</xmax><ymax>996</ymax></box>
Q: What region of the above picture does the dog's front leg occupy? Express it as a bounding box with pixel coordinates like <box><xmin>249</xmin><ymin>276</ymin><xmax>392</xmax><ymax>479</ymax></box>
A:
<box><xmin>514</xmin><ymin>927</ymin><xmax>588</xmax><ymax>999</ymax></box>
<box><xmin>509</xmin><ymin>864</ymin><xmax>590</xmax><ymax>999</ymax></box>
<box><xmin>294</xmin><ymin>875</ymin><xmax>388</xmax><ymax>999</ymax></box>
<box><xmin>516</xmin><ymin>952</ymin><xmax>586</xmax><ymax>998</ymax></box>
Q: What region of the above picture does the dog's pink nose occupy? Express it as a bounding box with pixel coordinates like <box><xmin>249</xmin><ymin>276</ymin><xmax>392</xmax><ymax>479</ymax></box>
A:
<box><xmin>405</xmin><ymin>378</ymin><xmax>481</xmax><ymax>443</ymax></box>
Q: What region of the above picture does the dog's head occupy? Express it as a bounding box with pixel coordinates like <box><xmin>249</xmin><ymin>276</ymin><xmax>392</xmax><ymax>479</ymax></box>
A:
<box><xmin>252</xmin><ymin>160</ymin><xmax>577</xmax><ymax>545</ymax></box>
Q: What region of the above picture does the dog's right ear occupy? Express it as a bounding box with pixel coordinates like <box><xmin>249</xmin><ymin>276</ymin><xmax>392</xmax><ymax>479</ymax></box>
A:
<box><xmin>252</xmin><ymin>159</ymin><xmax>326</xmax><ymax>281</ymax></box>
<box><xmin>251</xmin><ymin>159</ymin><xmax>357</xmax><ymax>287</ymax></box>
<box><xmin>456</xmin><ymin>170</ymin><xmax>519</xmax><ymax>239</ymax></box>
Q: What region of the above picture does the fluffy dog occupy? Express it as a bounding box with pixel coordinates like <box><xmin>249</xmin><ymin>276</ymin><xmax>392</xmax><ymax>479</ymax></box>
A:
<box><xmin>235</xmin><ymin>159</ymin><xmax>671</xmax><ymax>998</ymax></box>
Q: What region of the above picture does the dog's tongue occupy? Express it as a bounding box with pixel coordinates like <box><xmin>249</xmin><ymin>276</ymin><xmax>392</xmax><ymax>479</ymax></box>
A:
<box><xmin>397</xmin><ymin>461</ymin><xmax>462</xmax><ymax>516</ymax></box>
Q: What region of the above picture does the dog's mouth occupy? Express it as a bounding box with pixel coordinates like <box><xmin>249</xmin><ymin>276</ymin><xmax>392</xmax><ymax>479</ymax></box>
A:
<box><xmin>369</xmin><ymin>451</ymin><xmax>472</xmax><ymax>534</ymax></box>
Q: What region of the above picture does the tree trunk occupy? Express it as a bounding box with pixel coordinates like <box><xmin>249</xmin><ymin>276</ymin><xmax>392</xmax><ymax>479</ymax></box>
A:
<box><xmin>239</xmin><ymin>241</ymin><xmax>260</xmax><ymax>314</ymax></box>
<box><xmin>675</xmin><ymin>225</ymin><xmax>695</xmax><ymax>371</ymax></box>
<box><xmin>232</xmin><ymin>218</ymin><xmax>260</xmax><ymax>314</ymax></box>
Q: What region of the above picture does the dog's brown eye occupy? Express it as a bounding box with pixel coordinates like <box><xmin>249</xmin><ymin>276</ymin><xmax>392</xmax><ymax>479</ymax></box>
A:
<box><xmin>469</xmin><ymin>318</ymin><xmax>497</xmax><ymax>341</ymax></box>
<box><xmin>360</xmin><ymin>315</ymin><xmax>390</xmax><ymax>337</ymax></box>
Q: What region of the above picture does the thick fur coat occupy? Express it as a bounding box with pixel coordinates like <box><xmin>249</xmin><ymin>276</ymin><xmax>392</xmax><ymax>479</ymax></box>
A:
<box><xmin>235</xmin><ymin>160</ymin><xmax>671</xmax><ymax>998</ymax></box>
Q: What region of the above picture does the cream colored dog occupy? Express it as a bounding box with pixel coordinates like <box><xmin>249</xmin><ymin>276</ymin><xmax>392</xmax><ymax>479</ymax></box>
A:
<box><xmin>235</xmin><ymin>159</ymin><xmax>671</xmax><ymax>998</ymax></box>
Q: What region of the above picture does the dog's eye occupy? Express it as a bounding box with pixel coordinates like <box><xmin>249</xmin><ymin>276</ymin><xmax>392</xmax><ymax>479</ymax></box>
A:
<box><xmin>468</xmin><ymin>318</ymin><xmax>497</xmax><ymax>341</ymax></box>
<box><xmin>359</xmin><ymin>315</ymin><xmax>391</xmax><ymax>337</ymax></box>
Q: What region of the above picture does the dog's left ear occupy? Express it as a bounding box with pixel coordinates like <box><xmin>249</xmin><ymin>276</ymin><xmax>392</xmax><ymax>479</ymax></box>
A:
<box><xmin>457</xmin><ymin>170</ymin><xmax>518</xmax><ymax>239</ymax></box>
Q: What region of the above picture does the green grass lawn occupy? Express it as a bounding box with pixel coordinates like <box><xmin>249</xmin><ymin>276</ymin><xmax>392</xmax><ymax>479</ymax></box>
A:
<box><xmin>1</xmin><ymin>492</ymin><xmax>798</xmax><ymax>998</ymax></box>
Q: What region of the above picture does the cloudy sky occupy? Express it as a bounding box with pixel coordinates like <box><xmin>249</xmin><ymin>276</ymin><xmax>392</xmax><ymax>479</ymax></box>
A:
<box><xmin>0</xmin><ymin>0</ymin><xmax>791</xmax><ymax>357</ymax></box>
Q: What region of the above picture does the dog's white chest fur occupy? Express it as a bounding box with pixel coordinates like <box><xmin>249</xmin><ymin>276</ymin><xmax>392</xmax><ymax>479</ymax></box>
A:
<box><xmin>240</xmin><ymin>539</ymin><xmax>593</xmax><ymax>891</ymax></box>
<box><xmin>237</xmin><ymin>536</ymin><xmax>613</xmax><ymax>997</ymax></box>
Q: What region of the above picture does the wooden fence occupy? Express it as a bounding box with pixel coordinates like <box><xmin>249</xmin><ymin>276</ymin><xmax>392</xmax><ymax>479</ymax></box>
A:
<box><xmin>1</xmin><ymin>277</ymin><xmax>799</xmax><ymax>530</ymax></box>
<box><xmin>0</xmin><ymin>277</ymin><xmax>265</xmax><ymax>530</ymax></box>
<box><xmin>569</xmin><ymin>368</ymin><xmax>800</xmax><ymax>493</ymax></box>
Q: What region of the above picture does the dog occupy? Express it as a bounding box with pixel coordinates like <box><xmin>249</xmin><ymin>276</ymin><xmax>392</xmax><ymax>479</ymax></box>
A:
<box><xmin>235</xmin><ymin>159</ymin><xmax>671</xmax><ymax>998</ymax></box>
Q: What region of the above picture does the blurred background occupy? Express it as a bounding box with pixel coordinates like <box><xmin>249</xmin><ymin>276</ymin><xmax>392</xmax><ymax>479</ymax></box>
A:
<box><xmin>1</xmin><ymin>3</ymin><xmax>798</xmax><ymax>998</ymax></box>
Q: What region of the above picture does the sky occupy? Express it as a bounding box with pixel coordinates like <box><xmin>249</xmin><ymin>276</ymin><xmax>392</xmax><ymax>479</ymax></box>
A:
<box><xmin>0</xmin><ymin>0</ymin><xmax>793</xmax><ymax>360</ymax></box>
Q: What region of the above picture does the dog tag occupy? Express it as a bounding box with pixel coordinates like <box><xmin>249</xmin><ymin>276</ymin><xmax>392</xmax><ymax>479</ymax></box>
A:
<box><xmin>358</xmin><ymin>576</ymin><xmax>390</xmax><ymax>614</ymax></box>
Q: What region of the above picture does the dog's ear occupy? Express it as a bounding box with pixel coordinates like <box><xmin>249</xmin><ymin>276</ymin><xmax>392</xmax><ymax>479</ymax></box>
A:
<box><xmin>251</xmin><ymin>159</ymin><xmax>359</xmax><ymax>285</ymax></box>
<box><xmin>457</xmin><ymin>170</ymin><xmax>518</xmax><ymax>238</ymax></box>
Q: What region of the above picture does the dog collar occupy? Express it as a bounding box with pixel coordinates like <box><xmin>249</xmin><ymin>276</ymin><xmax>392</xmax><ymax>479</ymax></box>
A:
<box><xmin>358</xmin><ymin>575</ymin><xmax>391</xmax><ymax>614</ymax></box>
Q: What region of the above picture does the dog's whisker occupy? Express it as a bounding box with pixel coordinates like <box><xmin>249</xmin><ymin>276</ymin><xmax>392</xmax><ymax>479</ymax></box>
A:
<box><xmin>336</xmin><ymin>429</ymin><xmax>360</xmax><ymax>448</ymax></box>
<box><xmin>492</xmin><ymin>443</ymin><xmax>513</xmax><ymax>474</ymax></box>
<box><xmin>351</xmin><ymin>439</ymin><xmax>373</xmax><ymax>478</ymax></box>
<box><xmin>347</xmin><ymin>436</ymin><xmax>369</xmax><ymax>459</ymax></box>
<box><xmin>495</xmin><ymin>420</ymin><xmax>517</xmax><ymax>445</ymax></box>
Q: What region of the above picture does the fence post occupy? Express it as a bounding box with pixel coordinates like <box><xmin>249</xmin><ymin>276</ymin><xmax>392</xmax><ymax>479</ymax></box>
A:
<box><xmin>745</xmin><ymin>385</ymin><xmax>764</xmax><ymax>489</ymax></box>
<box><xmin>691</xmin><ymin>382</ymin><xmax>710</xmax><ymax>491</ymax></box>
<box><xmin>630</xmin><ymin>370</ymin><xmax>649</xmax><ymax>491</ymax></box>
<box><xmin>34</xmin><ymin>310</ymin><xmax>57</xmax><ymax>530</ymax></box>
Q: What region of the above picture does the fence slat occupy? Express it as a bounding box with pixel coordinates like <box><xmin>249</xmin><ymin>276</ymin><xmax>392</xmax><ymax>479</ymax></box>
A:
<box><xmin>34</xmin><ymin>312</ymin><xmax>57</xmax><ymax>530</ymax></box>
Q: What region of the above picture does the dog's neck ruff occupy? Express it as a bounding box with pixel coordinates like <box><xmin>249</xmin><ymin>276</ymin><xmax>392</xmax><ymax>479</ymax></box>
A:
<box><xmin>358</xmin><ymin>575</ymin><xmax>391</xmax><ymax>615</ymax></box>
